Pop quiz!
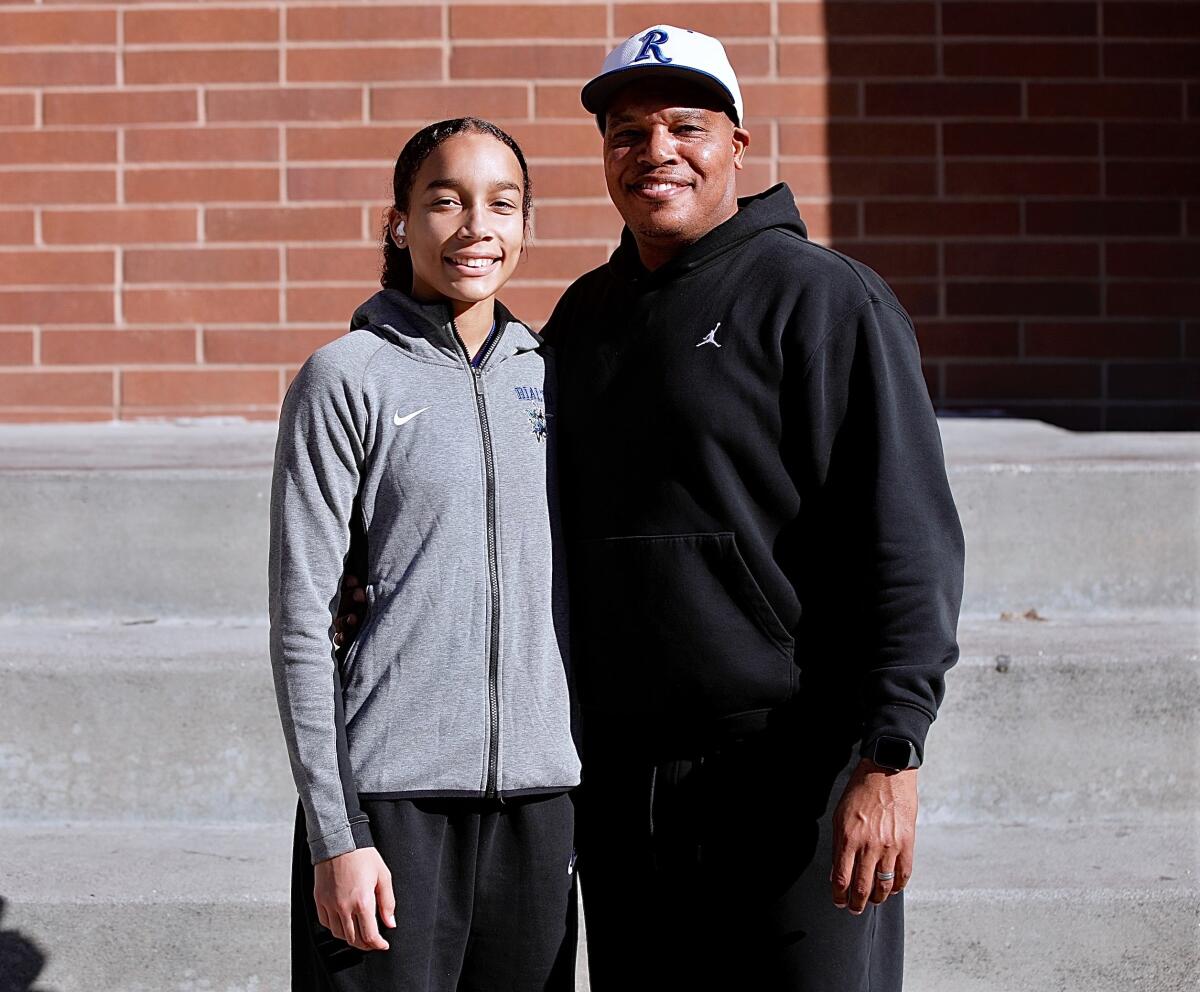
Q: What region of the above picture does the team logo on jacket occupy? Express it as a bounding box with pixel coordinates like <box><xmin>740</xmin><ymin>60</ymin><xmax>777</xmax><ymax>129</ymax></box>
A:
<box><xmin>514</xmin><ymin>385</ymin><xmax>549</xmax><ymax>442</ymax></box>
<box><xmin>528</xmin><ymin>407</ymin><xmax>548</xmax><ymax>442</ymax></box>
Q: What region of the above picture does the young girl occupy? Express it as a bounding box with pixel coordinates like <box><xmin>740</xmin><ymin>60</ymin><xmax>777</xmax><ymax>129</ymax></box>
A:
<box><xmin>269</xmin><ymin>118</ymin><xmax>580</xmax><ymax>992</ymax></box>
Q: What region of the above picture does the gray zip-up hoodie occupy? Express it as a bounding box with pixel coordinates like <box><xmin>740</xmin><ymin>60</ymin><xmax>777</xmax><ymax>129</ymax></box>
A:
<box><xmin>269</xmin><ymin>288</ymin><xmax>580</xmax><ymax>864</ymax></box>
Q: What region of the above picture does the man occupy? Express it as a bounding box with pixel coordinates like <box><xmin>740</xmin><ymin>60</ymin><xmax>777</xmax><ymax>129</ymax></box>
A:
<box><xmin>337</xmin><ymin>25</ymin><xmax>964</xmax><ymax>990</ymax></box>
<box><xmin>543</xmin><ymin>26</ymin><xmax>965</xmax><ymax>991</ymax></box>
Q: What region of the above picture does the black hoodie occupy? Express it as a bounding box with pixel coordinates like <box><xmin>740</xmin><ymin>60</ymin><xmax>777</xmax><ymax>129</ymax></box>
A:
<box><xmin>544</xmin><ymin>183</ymin><xmax>965</xmax><ymax>762</ymax></box>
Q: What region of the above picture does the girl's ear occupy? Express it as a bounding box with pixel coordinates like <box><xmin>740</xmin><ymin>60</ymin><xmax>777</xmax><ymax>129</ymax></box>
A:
<box><xmin>384</xmin><ymin>205</ymin><xmax>407</xmax><ymax>244</ymax></box>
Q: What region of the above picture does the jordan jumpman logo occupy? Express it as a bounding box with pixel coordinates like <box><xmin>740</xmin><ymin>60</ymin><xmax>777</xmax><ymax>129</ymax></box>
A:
<box><xmin>696</xmin><ymin>322</ymin><xmax>722</xmax><ymax>348</ymax></box>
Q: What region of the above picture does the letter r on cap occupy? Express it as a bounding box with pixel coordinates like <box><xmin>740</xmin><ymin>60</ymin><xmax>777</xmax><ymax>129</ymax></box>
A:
<box><xmin>633</xmin><ymin>29</ymin><xmax>672</xmax><ymax>64</ymax></box>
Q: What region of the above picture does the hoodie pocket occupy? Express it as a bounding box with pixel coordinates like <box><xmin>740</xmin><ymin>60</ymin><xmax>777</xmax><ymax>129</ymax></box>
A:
<box><xmin>572</xmin><ymin>532</ymin><xmax>797</xmax><ymax>724</ymax></box>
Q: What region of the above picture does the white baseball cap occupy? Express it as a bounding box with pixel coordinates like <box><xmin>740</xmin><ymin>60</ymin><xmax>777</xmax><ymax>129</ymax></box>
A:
<box><xmin>581</xmin><ymin>25</ymin><xmax>744</xmax><ymax>127</ymax></box>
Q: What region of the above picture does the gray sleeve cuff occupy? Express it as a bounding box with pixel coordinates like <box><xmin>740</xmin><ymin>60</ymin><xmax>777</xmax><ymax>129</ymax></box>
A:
<box><xmin>308</xmin><ymin>815</ymin><xmax>375</xmax><ymax>864</ymax></box>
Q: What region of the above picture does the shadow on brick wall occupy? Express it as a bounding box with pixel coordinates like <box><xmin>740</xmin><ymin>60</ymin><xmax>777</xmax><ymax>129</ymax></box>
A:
<box><xmin>817</xmin><ymin>0</ymin><xmax>1199</xmax><ymax>430</ymax></box>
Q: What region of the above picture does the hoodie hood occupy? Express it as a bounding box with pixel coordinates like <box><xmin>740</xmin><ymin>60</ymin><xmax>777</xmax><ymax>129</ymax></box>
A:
<box><xmin>349</xmin><ymin>287</ymin><xmax>543</xmax><ymax>367</ymax></box>
<box><xmin>609</xmin><ymin>183</ymin><xmax>808</xmax><ymax>286</ymax></box>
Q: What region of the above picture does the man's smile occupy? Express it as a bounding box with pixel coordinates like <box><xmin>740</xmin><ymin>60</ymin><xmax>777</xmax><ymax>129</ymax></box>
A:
<box><xmin>628</xmin><ymin>177</ymin><xmax>693</xmax><ymax>201</ymax></box>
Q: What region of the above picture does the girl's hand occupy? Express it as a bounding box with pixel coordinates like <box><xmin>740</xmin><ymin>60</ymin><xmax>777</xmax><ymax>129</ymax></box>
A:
<box><xmin>313</xmin><ymin>846</ymin><xmax>396</xmax><ymax>951</ymax></box>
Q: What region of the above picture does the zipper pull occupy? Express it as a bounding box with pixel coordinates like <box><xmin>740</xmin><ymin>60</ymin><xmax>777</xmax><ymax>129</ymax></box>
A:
<box><xmin>473</xmin><ymin>369</ymin><xmax>484</xmax><ymax>394</ymax></box>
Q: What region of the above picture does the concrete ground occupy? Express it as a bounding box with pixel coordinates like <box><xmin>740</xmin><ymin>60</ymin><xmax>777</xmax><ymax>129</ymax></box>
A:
<box><xmin>0</xmin><ymin>418</ymin><xmax>1196</xmax><ymax>990</ymax></box>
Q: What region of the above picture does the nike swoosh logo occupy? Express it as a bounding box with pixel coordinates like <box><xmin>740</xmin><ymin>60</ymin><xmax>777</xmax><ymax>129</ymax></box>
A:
<box><xmin>393</xmin><ymin>407</ymin><xmax>429</xmax><ymax>427</ymax></box>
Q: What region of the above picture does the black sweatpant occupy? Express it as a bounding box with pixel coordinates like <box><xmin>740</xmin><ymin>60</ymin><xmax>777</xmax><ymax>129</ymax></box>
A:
<box><xmin>291</xmin><ymin>793</ymin><xmax>577</xmax><ymax>992</ymax></box>
<box><xmin>576</xmin><ymin>725</ymin><xmax>903</xmax><ymax>992</ymax></box>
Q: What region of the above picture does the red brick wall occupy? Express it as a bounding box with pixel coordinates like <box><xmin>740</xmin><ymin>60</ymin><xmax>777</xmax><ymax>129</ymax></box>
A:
<box><xmin>0</xmin><ymin>1</ymin><xmax>1196</xmax><ymax>427</ymax></box>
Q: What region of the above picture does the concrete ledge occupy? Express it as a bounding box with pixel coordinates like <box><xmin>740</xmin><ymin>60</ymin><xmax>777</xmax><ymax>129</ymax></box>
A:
<box><xmin>938</xmin><ymin>418</ymin><xmax>1200</xmax><ymax>467</ymax></box>
<box><xmin>906</xmin><ymin>817</ymin><xmax>1200</xmax><ymax>992</ymax></box>
<box><xmin>0</xmin><ymin>818</ymin><xmax>1193</xmax><ymax>992</ymax></box>
<box><xmin>1</xmin><ymin>419</ymin><xmax>1197</xmax><ymax>618</ymax></box>
<box><xmin>2</xmin><ymin>416</ymin><xmax>1196</xmax><ymax>472</ymax></box>
<box><xmin>1</xmin><ymin>470</ymin><xmax>270</xmax><ymax>620</ymax></box>
<box><xmin>1</xmin><ymin>615</ymin><xmax>1194</xmax><ymax>823</ymax></box>
<box><xmin>905</xmin><ymin>892</ymin><xmax>1198</xmax><ymax>992</ymax></box>
<box><xmin>0</xmin><ymin>621</ymin><xmax>294</xmax><ymax>823</ymax></box>
<box><xmin>0</xmin><ymin>421</ymin><xmax>277</xmax><ymax>472</ymax></box>
<box><xmin>923</xmin><ymin>613</ymin><xmax>1199</xmax><ymax>821</ymax></box>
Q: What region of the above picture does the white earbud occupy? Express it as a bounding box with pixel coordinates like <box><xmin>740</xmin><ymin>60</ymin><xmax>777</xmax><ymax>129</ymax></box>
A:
<box><xmin>393</xmin><ymin>221</ymin><xmax>406</xmax><ymax>241</ymax></box>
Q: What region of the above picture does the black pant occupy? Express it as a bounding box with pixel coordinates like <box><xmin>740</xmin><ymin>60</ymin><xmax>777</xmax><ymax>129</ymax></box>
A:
<box><xmin>291</xmin><ymin>793</ymin><xmax>577</xmax><ymax>992</ymax></box>
<box><xmin>576</xmin><ymin>724</ymin><xmax>903</xmax><ymax>992</ymax></box>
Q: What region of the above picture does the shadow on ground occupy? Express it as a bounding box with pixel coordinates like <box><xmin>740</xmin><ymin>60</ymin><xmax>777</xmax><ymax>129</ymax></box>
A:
<box><xmin>0</xmin><ymin>896</ymin><xmax>51</xmax><ymax>992</ymax></box>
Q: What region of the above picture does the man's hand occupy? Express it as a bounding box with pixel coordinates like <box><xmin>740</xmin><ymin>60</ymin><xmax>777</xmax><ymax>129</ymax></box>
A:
<box><xmin>830</xmin><ymin>760</ymin><xmax>917</xmax><ymax>914</ymax></box>
<box><xmin>333</xmin><ymin>573</ymin><xmax>367</xmax><ymax>649</ymax></box>
<box><xmin>313</xmin><ymin>846</ymin><xmax>396</xmax><ymax>951</ymax></box>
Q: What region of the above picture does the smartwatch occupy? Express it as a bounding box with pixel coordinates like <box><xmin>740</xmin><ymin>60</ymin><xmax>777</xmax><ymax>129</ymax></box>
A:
<box><xmin>867</xmin><ymin>735</ymin><xmax>921</xmax><ymax>771</ymax></box>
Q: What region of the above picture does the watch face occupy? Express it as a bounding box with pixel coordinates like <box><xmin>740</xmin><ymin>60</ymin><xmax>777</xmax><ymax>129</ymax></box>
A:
<box><xmin>874</xmin><ymin>736</ymin><xmax>914</xmax><ymax>770</ymax></box>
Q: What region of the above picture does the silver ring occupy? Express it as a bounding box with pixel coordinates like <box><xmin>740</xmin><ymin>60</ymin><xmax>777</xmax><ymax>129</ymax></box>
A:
<box><xmin>875</xmin><ymin>870</ymin><xmax>896</xmax><ymax>881</ymax></box>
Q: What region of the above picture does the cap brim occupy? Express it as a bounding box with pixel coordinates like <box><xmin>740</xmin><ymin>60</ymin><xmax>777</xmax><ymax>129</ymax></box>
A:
<box><xmin>580</xmin><ymin>64</ymin><xmax>739</xmax><ymax>123</ymax></box>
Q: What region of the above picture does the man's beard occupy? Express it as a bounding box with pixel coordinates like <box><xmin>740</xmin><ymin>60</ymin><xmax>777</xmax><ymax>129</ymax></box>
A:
<box><xmin>631</xmin><ymin>213</ymin><xmax>696</xmax><ymax>244</ymax></box>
